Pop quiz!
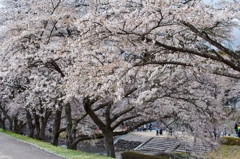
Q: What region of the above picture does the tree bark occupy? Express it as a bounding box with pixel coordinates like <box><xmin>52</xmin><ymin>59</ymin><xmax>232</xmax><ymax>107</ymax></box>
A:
<box><xmin>51</xmin><ymin>106</ymin><xmax>62</xmax><ymax>146</ymax></box>
<box><xmin>39</xmin><ymin>110</ymin><xmax>52</xmax><ymax>141</ymax></box>
<box><xmin>65</xmin><ymin>103</ymin><xmax>74</xmax><ymax>149</ymax></box>
<box><xmin>13</xmin><ymin>117</ymin><xmax>22</xmax><ymax>133</ymax></box>
<box><xmin>39</xmin><ymin>118</ymin><xmax>47</xmax><ymax>141</ymax></box>
<box><xmin>8</xmin><ymin>117</ymin><xmax>13</xmax><ymax>131</ymax></box>
<box><xmin>33</xmin><ymin>111</ymin><xmax>41</xmax><ymax>140</ymax></box>
<box><xmin>13</xmin><ymin>118</ymin><xmax>26</xmax><ymax>134</ymax></box>
<box><xmin>104</xmin><ymin>130</ymin><xmax>116</xmax><ymax>158</ymax></box>
<box><xmin>26</xmin><ymin>110</ymin><xmax>35</xmax><ymax>138</ymax></box>
<box><xmin>0</xmin><ymin>106</ymin><xmax>12</xmax><ymax>130</ymax></box>
<box><xmin>69</xmin><ymin>142</ymin><xmax>78</xmax><ymax>150</ymax></box>
<box><xmin>83</xmin><ymin>97</ymin><xmax>116</xmax><ymax>158</ymax></box>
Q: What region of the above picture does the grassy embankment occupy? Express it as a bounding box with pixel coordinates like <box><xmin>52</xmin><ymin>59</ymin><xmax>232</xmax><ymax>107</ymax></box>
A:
<box><xmin>2</xmin><ymin>128</ymin><xmax>240</xmax><ymax>159</ymax></box>
<box><xmin>0</xmin><ymin>129</ymin><xmax>111</xmax><ymax>159</ymax></box>
<box><xmin>205</xmin><ymin>136</ymin><xmax>240</xmax><ymax>159</ymax></box>
<box><xmin>205</xmin><ymin>144</ymin><xmax>240</xmax><ymax>159</ymax></box>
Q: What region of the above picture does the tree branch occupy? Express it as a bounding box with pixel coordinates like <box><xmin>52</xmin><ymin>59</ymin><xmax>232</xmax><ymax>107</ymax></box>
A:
<box><xmin>112</xmin><ymin>114</ymin><xmax>140</xmax><ymax>130</ymax></box>
<box><xmin>134</xmin><ymin>61</ymin><xmax>193</xmax><ymax>67</ymax></box>
<box><xmin>181</xmin><ymin>21</ymin><xmax>240</xmax><ymax>59</ymax></box>
<box><xmin>123</xmin><ymin>87</ymin><xmax>137</xmax><ymax>97</ymax></box>
<box><xmin>83</xmin><ymin>97</ymin><xmax>106</xmax><ymax>131</ymax></box>
<box><xmin>111</xmin><ymin>107</ymin><xmax>135</xmax><ymax>123</ymax></box>
<box><xmin>212</xmin><ymin>70</ymin><xmax>240</xmax><ymax>79</ymax></box>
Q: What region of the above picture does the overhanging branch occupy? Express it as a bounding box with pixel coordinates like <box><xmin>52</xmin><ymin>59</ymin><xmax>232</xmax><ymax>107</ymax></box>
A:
<box><xmin>181</xmin><ymin>21</ymin><xmax>240</xmax><ymax>59</ymax></box>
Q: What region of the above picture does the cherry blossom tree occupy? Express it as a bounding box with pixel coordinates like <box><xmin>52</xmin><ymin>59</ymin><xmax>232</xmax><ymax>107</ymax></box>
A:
<box><xmin>62</xmin><ymin>46</ymin><xmax>231</xmax><ymax>157</ymax></box>
<box><xmin>0</xmin><ymin>70</ymin><xmax>27</xmax><ymax>133</ymax></box>
<box><xmin>77</xmin><ymin>0</ymin><xmax>240</xmax><ymax>78</ymax></box>
<box><xmin>1</xmin><ymin>0</ymin><xmax>240</xmax><ymax>158</ymax></box>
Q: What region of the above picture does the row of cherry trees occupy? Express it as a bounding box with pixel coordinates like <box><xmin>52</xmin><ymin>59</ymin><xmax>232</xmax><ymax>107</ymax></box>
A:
<box><xmin>0</xmin><ymin>0</ymin><xmax>240</xmax><ymax>158</ymax></box>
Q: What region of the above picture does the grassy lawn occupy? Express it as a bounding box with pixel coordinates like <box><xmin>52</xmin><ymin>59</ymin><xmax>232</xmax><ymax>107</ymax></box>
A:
<box><xmin>0</xmin><ymin>129</ymin><xmax>111</xmax><ymax>159</ymax></box>
<box><xmin>205</xmin><ymin>144</ymin><xmax>240</xmax><ymax>159</ymax></box>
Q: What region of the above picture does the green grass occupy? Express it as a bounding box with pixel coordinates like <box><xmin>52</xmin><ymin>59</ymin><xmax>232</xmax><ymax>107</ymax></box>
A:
<box><xmin>205</xmin><ymin>144</ymin><xmax>240</xmax><ymax>159</ymax></box>
<box><xmin>0</xmin><ymin>129</ymin><xmax>111</xmax><ymax>159</ymax></box>
<box><xmin>5</xmin><ymin>128</ymin><xmax>240</xmax><ymax>159</ymax></box>
<box><xmin>205</xmin><ymin>136</ymin><xmax>240</xmax><ymax>158</ymax></box>
<box><xmin>221</xmin><ymin>136</ymin><xmax>240</xmax><ymax>146</ymax></box>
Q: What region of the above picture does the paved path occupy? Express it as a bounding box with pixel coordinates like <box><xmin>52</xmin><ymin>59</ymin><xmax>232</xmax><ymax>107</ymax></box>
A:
<box><xmin>0</xmin><ymin>132</ymin><xmax>66</xmax><ymax>159</ymax></box>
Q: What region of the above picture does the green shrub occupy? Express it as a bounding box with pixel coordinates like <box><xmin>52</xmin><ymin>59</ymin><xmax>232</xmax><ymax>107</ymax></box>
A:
<box><xmin>121</xmin><ymin>151</ymin><xmax>169</xmax><ymax>159</ymax></box>
<box><xmin>221</xmin><ymin>137</ymin><xmax>240</xmax><ymax>146</ymax></box>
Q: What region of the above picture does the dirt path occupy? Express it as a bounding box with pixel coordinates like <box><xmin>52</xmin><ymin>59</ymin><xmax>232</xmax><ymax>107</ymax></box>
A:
<box><xmin>0</xmin><ymin>132</ymin><xmax>66</xmax><ymax>159</ymax></box>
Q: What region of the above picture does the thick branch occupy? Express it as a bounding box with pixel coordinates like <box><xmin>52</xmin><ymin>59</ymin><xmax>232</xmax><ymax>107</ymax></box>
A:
<box><xmin>112</xmin><ymin>114</ymin><xmax>140</xmax><ymax>130</ymax></box>
<box><xmin>74</xmin><ymin>114</ymin><xmax>87</xmax><ymax>124</ymax></box>
<box><xmin>105</xmin><ymin>104</ymin><xmax>112</xmax><ymax>128</ymax></box>
<box><xmin>181</xmin><ymin>21</ymin><xmax>240</xmax><ymax>59</ymax></box>
<box><xmin>111</xmin><ymin>107</ymin><xmax>135</xmax><ymax>123</ymax></box>
<box><xmin>83</xmin><ymin>97</ymin><xmax>106</xmax><ymax>130</ymax></box>
<box><xmin>212</xmin><ymin>70</ymin><xmax>240</xmax><ymax>79</ymax></box>
<box><xmin>74</xmin><ymin>101</ymin><xmax>111</xmax><ymax>124</ymax></box>
<box><xmin>58</xmin><ymin>128</ymin><xmax>66</xmax><ymax>134</ymax></box>
<box><xmin>147</xmin><ymin>37</ymin><xmax>240</xmax><ymax>72</ymax></box>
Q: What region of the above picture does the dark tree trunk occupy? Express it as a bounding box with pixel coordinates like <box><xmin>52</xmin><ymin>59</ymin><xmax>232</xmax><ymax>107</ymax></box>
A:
<box><xmin>8</xmin><ymin>118</ymin><xmax>13</xmax><ymax>131</ymax></box>
<box><xmin>39</xmin><ymin>110</ymin><xmax>52</xmax><ymax>141</ymax></box>
<box><xmin>51</xmin><ymin>106</ymin><xmax>62</xmax><ymax>146</ymax></box>
<box><xmin>83</xmin><ymin>95</ymin><xmax>144</xmax><ymax>158</ymax></box>
<box><xmin>19</xmin><ymin>122</ymin><xmax>27</xmax><ymax>134</ymax></box>
<box><xmin>83</xmin><ymin>97</ymin><xmax>116</xmax><ymax>158</ymax></box>
<box><xmin>13</xmin><ymin>118</ymin><xmax>26</xmax><ymax>134</ymax></box>
<box><xmin>13</xmin><ymin>117</ymin><xmax>20</xmax><ymax>133</ymax></box>
<box><xmin>69</xmin><ymin>142</ymin><xmax>78</xmax><ymax>150</ymax></box>
<box><xmin>0</xmin><ymin>107</ymin><xmax>11</xmax><ymax>130</ymax></box>
<box><xmin>104</xmin><ymin>130</ymin><xmax>116</xmax><ymax>158</ymax></box>
<box><xmin>1</xmin><ymin>118</ymin><xmax>6</xmax><ymax>130</ymax></box>
<box><xmin>65</xmin><ymin>103</ymin><xmax>74</xmax><ymax>149</ymax></box>
<box><xmin>39</xmin><ymin>122</ymin><xmax>46</xmax><ymax>141</ymax></box>
<box><xmin>26</xmin><ymin>110</ymin><xmax>35</xmax><ymax>138</ymax></box>
<box><xmin>34</xmin><ymin>112</ymin><xmax>41</xmax><ymax>140</ymax></box>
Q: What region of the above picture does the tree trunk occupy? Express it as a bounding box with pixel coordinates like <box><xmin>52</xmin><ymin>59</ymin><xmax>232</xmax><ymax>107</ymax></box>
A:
<box><xmin>19</xmin><ymin>121</ymin><xmax>27</xmax><ymax>134</ymax></box>
<box><xmin>0</xmin><ymin>107</ymin><xmax>11</xmax><ymax>130</ymax></box>
<box><xmin>65</xmin><ymin>103</ymin><xmax>74</xmax><ymax>149</ymax></box>
<box><xmin>104</xmin><ymin>130</ymin><xmax>116</xmax><ymax>158</ymax></box>
<box><xmin>13</xmin><ymin>118</ymin><xmax>26</xmax><ymax>134</ymax></box>
<box><xmin>34</xmin><ymin>113</ymin><xmax>41</xmax><ymax>140</ymax></box>
<box><xmin>13</xmin><ymin>117</ymin><xmax>19</xmax><ymax>133</ymax></box>
<box><xmin>39</xmin><ymin>110</ymin><xmax>52</xmax><ymax>141</ymax></box>
<box><xmin>69</xmin><ymin>142</ymin><xmax>78</xmax><ymax>150</ymax></box>
<box><xmin>26</xmin><ymin>110</ymin><xmax>35</xmax><ymax>138</ymax></box>
<box><xmin>51</xmin><ymin>106</ymin><xmax>62</xmax><ymax>146</ymax></box>
<box><xmin>8</xmin><ymin>117</ymin><xmax>13</xmax><ymax>131</ymax></box>
<box><xmin>83</xmin><ymin>97</ymin><xmax>116</xmax><ymax>157</ymax></box>
<box><xmin>39</xmin><ymin>120</ymin><xmax>47</xmax><ymax>141</ymax></box>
